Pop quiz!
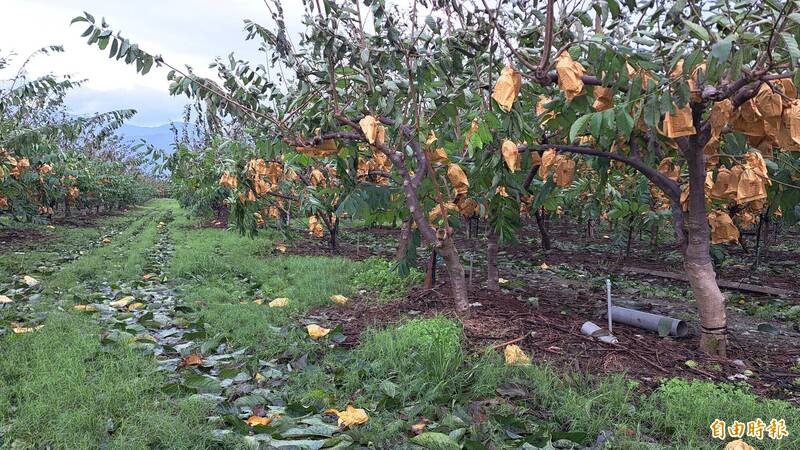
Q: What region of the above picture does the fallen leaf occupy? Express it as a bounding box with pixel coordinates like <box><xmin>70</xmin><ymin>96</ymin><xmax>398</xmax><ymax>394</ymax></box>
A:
<box><xmin>246</xmin><ymin>415</ymin><xmax>273</xmax><ymax>427</ymax></box>
<box><xmin>253</xmin><ymin>298</ymin><xmax>264</xmax><ymax>305</ymax></box>
<box><xmin>307</xmin><ymin>324</ymin><xmax>331</xmax><ymax>339</ymax></box>
<box><xmin>334</xmin><ymin>405</ymin><xmax>369</xmax><ymax>428</ymax></box>
<box><xmin>142</xmin><ymin>273</ymin><xmax>155</xmax><ymax>281</ymax></box>
<box><xmin>128</xmin><ymin>302</ymin><xmax>145</xmax><ymax>311</ymax></box>
<box><xmin>0</xmin><ymin>295</ymin><xmax>12</xmax><ymax>304</ymax></box>
<box><xmin>102</xmin><ymin>238</ymin><xmax>112</xmax><ymax>244</ymax></box>
<box><xmin>504</xmin><ymin>344</ymin><xmax>531</xmax><ymax>365</ymax></box>
<box><xmin>269</xmin><ymin>297</ymin><xmax>289</xmax><ymax>308</ymax></box>
<box><xmin>254</xmin><ymin>373</ymin><xmax>265</xmax><ymax>382</ymax></box>
<box><xmin>330</xmin><ymin>294</ymin><xmax>349</xmax><ymax>305</ymax></box>
<box><xmin>275</xmin><ymin>244</ymin><xmax>287</xmax><ymax>253</ymax></box>
<box><xmin>411</xmin><ymin>421</ymin><xmax>427</xmax><ymax>435</ymax></box>
<box><xmin>178</xmin><ymin>353</ymin><xmax>203</xmax><ymax>369</ymax></box>
<box><xmin>498</xmin><ymin>278</ymin><xmax>509</xmax><ymax>285</ymax></box>
<box><xmin>22</xmin><ymin>275</ymin><xmax>39</xmax><ymax>287</ymax></box>
<box><xmin>539</xmin><ymin>262</ymin><xmax>550</xmax><ymax>270</ymax></box>
<box><xmin>110</xmin><ymin>296</ymin><xmax>134</xmax><ymax>308</ymax></box>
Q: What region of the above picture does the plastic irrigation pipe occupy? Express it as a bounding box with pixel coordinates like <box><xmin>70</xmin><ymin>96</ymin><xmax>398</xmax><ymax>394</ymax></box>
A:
<box><xmin>609</xmin><ymin>306</ymin><xmax>689</xmax><ymax>338</ymax></box>
<box><xmin>606</xmin><ymin>279</ymin><xmax>612</xmax><ymax>334</ymax></box>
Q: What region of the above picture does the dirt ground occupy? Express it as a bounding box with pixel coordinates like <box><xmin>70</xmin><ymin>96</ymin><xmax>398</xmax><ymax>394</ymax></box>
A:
<box><xmin>290</xmin><ymin>220</ymin><xmax>800</xmax><ymax>403</ymax></box>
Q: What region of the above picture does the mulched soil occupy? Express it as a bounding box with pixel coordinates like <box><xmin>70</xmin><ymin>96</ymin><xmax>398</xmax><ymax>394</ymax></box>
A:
<box><xmin>0</xmin><ymin>227</ymin><xmax>48</xmax><ymax>254</ymax></box>
<box><xmin>317</xmin><ymin>280</ymin><xmax>800</xmax><ymax>402</ymax></box>
<box><xmin>294</xmin><ymin>221</ymin><xmax>800</xmax><ymax>403</ymax></box>
<box><xmin>1</xmin><ymin>209</ymin><xmax>126</xmax><ymax>254</ymax></box>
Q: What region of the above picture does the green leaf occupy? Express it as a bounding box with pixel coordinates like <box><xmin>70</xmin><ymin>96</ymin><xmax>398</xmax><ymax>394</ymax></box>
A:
<box><xmin>781</xmin><ymin>32</ymin><xmax>800</xmax><ymax>66</ymax></box>
<box><xmin>410</xmin><ymin>432</ymin><xmax>460</xmax><ymax>450</ymax></box>
<box><xmin>380</xmin><ymin>379</ymin><xmax>399</xmax><ymax>398</ymax></box>
<box><xmin>616</xmin><ymin>107</ymin><xmax>634</xmax><ymax>138</ymax></box>
<box><xmin>569</xmin><ymin>114</ymin><xmax>593</xmax><ymax>142</ymax></box>
<box><xmin>591</xmin><ymin>111</ymin><xmax>604</xmax><ymax>138</ymax></box>
<box><xmin>682</xmin><ymin>19</ymin><xmax>710</xmax><ymax>41</ymax></box>
<box><xmin>710</xmin><ymin>37</ymin><xmax>733</xmax><ymax>62</ymax></box>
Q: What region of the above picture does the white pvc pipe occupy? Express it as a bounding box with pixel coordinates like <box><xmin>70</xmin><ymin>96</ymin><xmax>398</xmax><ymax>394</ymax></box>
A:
<box><xmin>609</xmin><ymin>306</ymin><xmax>689</xmax><ymax>337</ymax></box>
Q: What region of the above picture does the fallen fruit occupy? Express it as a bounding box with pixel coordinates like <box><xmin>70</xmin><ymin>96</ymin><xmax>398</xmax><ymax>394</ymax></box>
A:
<box><xmin>328</xmin><ymin>405</ymin><xmax>368</xmax><ymax>428</ymax></box>
<box><xmin>504</xmin><ymin>344</ymin><xmax>531</xmax><ymax>365</ymax></box>
<box><xmin>0</xmin><ymin>295</ymin><xmax>12</xmax><ymax>304</ymax></box>
<box><xmin>11</xmin><ymin>322</ymin><xmax>43</xmax><ymax>334</ymax></box>
<box><xmin>22</xmin><ymin>275</ymin><xmax>39</xmax><ymax>287</ymax></box>
<box><xmin>307</xmin><ymin>324</ymin><xmax>331</xmax><ymax>339</ymax></box>
<box><xmin>246</xmin><ymin>415</ymin><xmax>273</xmax><ymax>427</ymax></box>
<box><xmin>329</xmin><ymin>294</ymin><xmax>348</xmax><ymax>305</ymax></box>
<box><xmin>178</xmin><ymin>353</ymin><xmax>203</xmax><ymax>368</ymax></box>
<box><xmin>128</xmin><ymin>302</ymin><xmax>145</xmax><ymax>311</ymax></box>
<box><xmin>110</xmin><ymin>296</ymin><xmax>134</xmax><ymax>308</ymax></box>
<box><xmin>73</xmin><ymin>304</ymin><xmax>96</xmax><ymax>312</ymax></box>
<box><xmin>269</xmin><ymin>298</ymin><xmax>289</xmax><ymax>307</ymax></box>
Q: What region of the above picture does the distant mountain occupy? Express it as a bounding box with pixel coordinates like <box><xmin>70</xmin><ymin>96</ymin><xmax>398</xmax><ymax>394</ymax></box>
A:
<box><xmin>118</xmin><ymin>123</ymin><xmax>180</xmax><ymax>153</ymax></box>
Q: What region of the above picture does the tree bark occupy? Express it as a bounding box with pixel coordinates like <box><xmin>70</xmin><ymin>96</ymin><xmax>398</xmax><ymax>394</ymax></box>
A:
<box><xmin>535</xmin><ymin>208</ymin><xmax>551</xmax><ymax>250</ymax></box>
<box><xmin>684</xmin><ymin>144</ymin><xmax>728</xmax><ymax>357</ymax></box>
<box><xmin>487</xmin><ymin>227</ymin><xmax>499</xmax><ymax>290</ymax></box>
<box><xmin>395</xmin><ymin>218</ymin><xmax>412</xmax><ymax>261</ymax></box>
<box><xmin>438</xmin><ymin>236</ymin><xmax>468</xmax><ymax>306</ymax></box>
<box><xmin>625</xmin><ymin>218</ymin><xmax>635</xmax><ymax>257</ymax></box>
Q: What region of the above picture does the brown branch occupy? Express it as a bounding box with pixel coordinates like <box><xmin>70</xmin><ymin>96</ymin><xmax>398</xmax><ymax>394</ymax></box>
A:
<box><xmin>518</xmin><ymin>143</ymin><xmax>681</xmax><ymax>201</ymax></box>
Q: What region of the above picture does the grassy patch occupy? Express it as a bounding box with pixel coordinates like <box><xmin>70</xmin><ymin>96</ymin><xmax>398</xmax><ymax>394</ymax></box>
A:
<box><xmin>352</xmin><ymin>256</ymin><xmax>423</xmax><ymax>301</ymax></box>
<box><xmin>640</xmin><ymin>378</ymin><xmax>800</xmax><ymax>449</ymax></box>
<box><xmin>0</xmin><ymin>313</ymin><xmax>217</xmax><ymax>449</ymax></box>
<box><xmin>167</xmin><ymin>220</ymin><xmax>358</xmax><ymax>359</ymax></box>
<box><xmin>45</xmin><ymin>208</ymin><xmax>162</xmax><ymax>296</ymax></box>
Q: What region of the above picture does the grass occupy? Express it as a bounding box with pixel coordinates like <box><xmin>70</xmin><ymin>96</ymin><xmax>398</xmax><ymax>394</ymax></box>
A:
<box><xmin>0</xmin><ymin>208</ymin><xmax>146</xmax><ymax>281</ymax></box>
<box><xmin>45</xmin><ymin>201</ymin><xmax>170</xmax><ymax>297</ymax></box>
<box><xmin>167</xmin><ymin>218</ymin><xmax>361</xmax><ymax>360</ymax></box>
<box><xmin>0</xmin><ymin>313</ymin><xmax>219</xmax><ymax>449</ymax></box>
<box><xmin>352</xmin><ymin>256</ymin><xmax>424</xmax><ymax>301</ymax></box>
<box><xmin>2</xmin><ymin>201</ymin><xmax>798</xmax><ymax>449</ymax></box>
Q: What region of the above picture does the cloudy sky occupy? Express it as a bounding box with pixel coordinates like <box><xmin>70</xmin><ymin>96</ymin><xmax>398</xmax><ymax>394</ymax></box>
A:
<box><xmin>0</xmin><ymin>0</ymin><xmax>309</xmax><ymax>126</ymax></box>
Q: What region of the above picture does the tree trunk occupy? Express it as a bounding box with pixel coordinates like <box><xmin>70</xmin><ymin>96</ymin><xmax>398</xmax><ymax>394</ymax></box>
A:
<box><xmin>650</xmin><ymin>222</ymin><xmax>659</xmax><ymax>252</ymax></box>
<box><xmin>395</xmin><ymin>218</ymin><xmax>412</xmax><ymax>261</ymax></box>
<box><xmin>487</xmin><ymin>227</ymin><xmax>499</xmax><ymax>290</ymax></box>
<box><xmin>423</xmin><ymin>248</ymin><xmax>437</xmax><ymax>289</ymax></box>
<box><xmin>535</xmin><ymin>209</ymin><xmax>551</xmax><ymax>250</ymax></box>
<box><xmin>438</xmin><ymin>236</ymin><xmax>469</xmax><ymax>309</ymax></box>
<box><xmin>684</xmin><ymin>145</ymin><xmax>727</xmax><ymax>357</ymax></box>
<box><xmin>625</xmin><ymin>218</ymin><xmax>635</xmax><ymax>257</ymax></box>
<box><xmin>382</xmin><ymin>136</ymin><xmax>469</xmax><ymax>311</ymax></box>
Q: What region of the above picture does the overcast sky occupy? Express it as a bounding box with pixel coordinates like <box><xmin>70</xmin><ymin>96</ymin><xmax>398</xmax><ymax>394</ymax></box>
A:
<box><xmin>0</xmin><ymin>0</ymin><xmax>310</xmax><ymax>126</ymax></box>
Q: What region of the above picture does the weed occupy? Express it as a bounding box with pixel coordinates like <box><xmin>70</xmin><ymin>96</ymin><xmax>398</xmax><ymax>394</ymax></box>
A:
<box><xmin>352</xmin><ymin>256</ymin><xmax>423</xmax><ymax>301</ymax></box>
<box><xmin>0</xmin><ymin>313</ymin><xmax>219</xmax><ymax>449</ymax></box>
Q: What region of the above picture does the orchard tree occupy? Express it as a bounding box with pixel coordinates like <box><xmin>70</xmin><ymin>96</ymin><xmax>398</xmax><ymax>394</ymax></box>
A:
<box><xmin>477</xmin><ymin>0</ymin><xmax>800</xmax><ymax>355</ymax></box>
<box><xmin>74</xmin><ymin>0</ymin><xmax>800</xmax><ymax>356</ymax></box>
